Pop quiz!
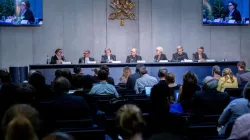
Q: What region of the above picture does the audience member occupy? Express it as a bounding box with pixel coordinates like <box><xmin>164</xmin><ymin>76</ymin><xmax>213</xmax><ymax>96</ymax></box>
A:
<box><xmin>126</xmin><ymin>64</ymin><xmax>144</xmax><ymax>90</ymax></box>
<box><xmin>89</xmin><ymin>70</ymin><xmax>119</xmax><ymax>97</ymax></box>
<box><xmin>61</xmin><ymin>69</ymin><xmax>73</xmax><ymax>84</ymax></box>
<box><xmin>212</xmin><ymin>65</ymin><xmax>221</xmax><ymax>80</ymax></box>
<box><xmin>15</xmin><ymin>83</ymin><xmax>36</xmax><ymax>104</ymax></box>
<box><xmin>119</xmin><ymin>66</ymin><xmax>131</xmax><ymax>84</ymax></box>
<box><xmin>217</xmin><ymin>68</ymin><xmax>238</xmax><ymax>92</ymax></box>
<box><xmin>73</xmin><ymin>66</ymin><xmax>82</xmax><ymax>76</ymax></box>
<box><xmin>91</xmin><ymin>67</ymin><xmax>100</xmax><ymax>84</ymax></box>
<box><xmin>29</xmin><ymin>72</ymin><xmax>51</xmax><ymax>100</ymax></box>
<box><xmin>218</xmin><ymin>81</ymin><xmax>250</xmax><ymax>135</ymax></box>
<box><xmin>236</xmin><ymin>61</ymin><xmax>250</xmax><ymax>86</ymax></box>
<box><xmin>157</xmin><ymin>67</ymin><xmax>168</xmax><ymax>87</ymax></box>
<box><xmin>100</xmin><ymin>65</ymin><xmax>115</xmax><ymax>85</ymax></box>
<box><xmin>134</xmin><ymin>66</ymin><xmax>158</xmax><ymax>94</ymax></box>
<box><xmin>116</xmin><ymin>104</ymin><xmax>145</xmax><ymax>140</ymax></box>
<box><xmin>149</xmin><ymin>84</ymin><xmax>186</xmax><ymax>136</ymax></box>
<box><xmin>166</xmin><ymin>73</ymin><xmax>180</xmax><ymax>90</ymax></box>
<box><xmin>54</xmin><ymin>70</ymin><xmax>62</xmax><ymax>80</ymax></box>
<box><xmin>193</xmin><ymin>76</ymin><xmax>230</xmax><ymax>115</ymax></box>
<box><xmin>43</xmin><ymin>132</ymin><xmax>74</xmax><ymax>140</ymax></box>
<box><xmin>71</xmin><ymin>75</ymin><xmax>85</xmax><ymax>90</ymax></box>
<box><xmin>5</xmin><ymin>115</ymin><xmax>38</xmax><ymax>140</ymax></box>
<box><xmin>48</xmin><ymin>77</ymin><xmax>90</xmax><ymax>120</ymax></box>
<box><xmin>228</xmin><ymin>113</ymin><xmax>250</xmax><ymax>140</ymax></box>
<box><xmin>178</xmin><ymin>71</ymin><xmax>201</xmax><ymax>112</ymax></box>
<box><xmin>2</xmin><ymin>104</ymin><xmax>40</xmax><ymax>135</ymax></box>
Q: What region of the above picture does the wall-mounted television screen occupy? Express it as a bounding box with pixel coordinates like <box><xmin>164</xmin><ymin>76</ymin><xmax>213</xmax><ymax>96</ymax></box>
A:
<box><xmin>0</xmin><ymin>0</ymin><xmax>43</xmax><ymax>26</ymax></box>
<box><xmin>203</xmin><ymin>0</ymin><xmax>249</xmax><ymax>25</ymax></box>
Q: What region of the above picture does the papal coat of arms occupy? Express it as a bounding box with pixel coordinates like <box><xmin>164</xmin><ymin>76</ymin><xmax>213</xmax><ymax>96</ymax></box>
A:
<box><xmin>108</xmin><ymin>0</ymin><xmax>136</xmax><ymax>26</ymax></box>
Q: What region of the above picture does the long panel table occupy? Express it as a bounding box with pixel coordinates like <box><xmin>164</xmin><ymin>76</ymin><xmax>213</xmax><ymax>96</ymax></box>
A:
<box><xmin>30</xmin><ymin>61</ymin><xmax>238</xmax><ymax>85</ymax></box>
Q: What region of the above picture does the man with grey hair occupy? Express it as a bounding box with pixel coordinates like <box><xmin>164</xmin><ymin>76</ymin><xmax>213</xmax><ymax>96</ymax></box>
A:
<box><xmin>126</xmin><ymin>48</ymin><xmax>142</xmax><ymax>63</ymax></box>
<box><xmin>134</xmin><ymin>66</ymin><xmax>158</xmax><ymax>94</ymax></box>
<box><xmin>212</xmin><ymin>65</ymin><xmax>221</xmax><ymax>80</ymax></box>
<box><xmin>171</xmin><ymin>46</ymin><xmax>189</xmax><ymax>61</ymax></box>
<box><xmin>79</xmin><ymin>50</ymin><xmax>95</xmax><ymax>64</ymax></box>
<box><xmin>193</xmin><ymin>76</ymin><xmax>229</xmax><ymax>115</ymax></box>
<box><xmin>154</xmin><ymin>46</ymin><xmax>167</xmax><ymax>62</ymax></box>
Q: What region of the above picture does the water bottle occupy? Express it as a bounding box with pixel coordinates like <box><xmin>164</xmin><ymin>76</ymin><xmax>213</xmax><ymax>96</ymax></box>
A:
<box><xmin>223</xmin><ymin>52</ymin><xmax>227</xmax><ymax>62</ymax></box>
<box><xmin>46</xmin><ymin>55</ymin><xmax>50</xmax><ymax>64</ymax></box>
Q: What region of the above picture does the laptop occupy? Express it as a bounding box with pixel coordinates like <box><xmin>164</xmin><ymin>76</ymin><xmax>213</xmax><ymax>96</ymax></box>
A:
<box><xmin>145</xmin><ymin>87</ymin><xmax>152</xmax><ymax>97</ymax></box>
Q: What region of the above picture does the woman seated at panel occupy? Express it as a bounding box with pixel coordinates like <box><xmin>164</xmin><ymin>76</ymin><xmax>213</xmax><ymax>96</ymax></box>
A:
<box><xmin>225</xmin><ymin>1</ymin><xmax>242</xmax><ymax>23</ymax></box>
<box><xmin>178</xmin><ymin>71</ymin><xmax>201</xmax><ymax>112</ymax></box>
<box><xmin>119</xmin><ymin>67</ymin><xmax>132</xmax><ymax>84</ymax></box>
<box><xmin>217</xmin><ymin>68</ymin><xmax>238</xmax><ymax>92</ymax></box>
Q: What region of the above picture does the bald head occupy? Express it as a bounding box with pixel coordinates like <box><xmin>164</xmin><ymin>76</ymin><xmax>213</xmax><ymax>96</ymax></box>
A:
<box><xmin>202</xmin><ymin>76</ymin><xmax>218</xmax><ymax>90</ymax></box>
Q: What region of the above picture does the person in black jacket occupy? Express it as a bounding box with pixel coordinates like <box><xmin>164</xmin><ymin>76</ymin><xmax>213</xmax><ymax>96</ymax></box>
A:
<box><xmin>126</xmin><ymin>64</ymin><xmax>144</xmax><ymax>90</ymax></box>
<box><xmin>225</xmin><ymin>1</ymin><xmax>242</xmax><ymax>23</ymax></box>
<box><xmin>154</xmin><ymin>46</ymin><xmax>167</xmax><ymax>62</ymax></box>
<box><xmin>50</xmin><ymin>48</ymin><xmax>66</xmax><ymax>64</ymax></box>
<box><xmin>193</xmin><ymin>46</ymin><xmax>208</xmax><ymax>61</ymax></box>
<box><xmin>126</xmin><ymin>48</ymin><xmax>142</xmax><ymax>63</ymax></box>
<box><xmin>79</xmin><ymin>50</ymin><xmax>95</xmax><ymax>64</ymax></box>
<box><xmin>172</xmin><ymin>46</ymin><xmax>189</xmax><ymax>61</ymax></box>
<box><xmin>20</xmin><ymin>0</ymin><xmax>35</xmax><ymax>23</ymax></box>
<box><xmin>101</xmin><ymin>48</ymin><xmax>116</xmax><ymax>63</ymax></box>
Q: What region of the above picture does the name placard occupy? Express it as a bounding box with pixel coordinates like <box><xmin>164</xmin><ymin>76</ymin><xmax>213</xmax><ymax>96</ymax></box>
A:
<box><xmin>159</xmin><ymin>60</ymin><xmax>169</xmax><ymax>63</ymax></box>
<box><xmin>87</xmin><ymin>61</ymin><xmax>97</xmax><ymax>64</ymax></box>
<box><xmin>62</xmin><ymin>62</ymin><xmax>71</xmax><ymax>64</ymax></box>
<box><xmin>137</xmin><ymin>60</ymin><xmax>146</xmax><ymax>63</ymax></box>
<box><xmin>112</xmin><ymin>61</ymin><xmax>121</xmax><ymax>64</ymax></box>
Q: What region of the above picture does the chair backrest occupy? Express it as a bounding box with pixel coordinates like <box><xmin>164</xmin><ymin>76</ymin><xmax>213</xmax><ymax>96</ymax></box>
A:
<box><xmin>225</xmin><ymin>88</ymin><xmax>243</xmax><ymax>97</ymax></box>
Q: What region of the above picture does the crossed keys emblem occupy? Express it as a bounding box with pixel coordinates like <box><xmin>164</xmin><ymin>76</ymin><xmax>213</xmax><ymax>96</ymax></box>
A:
<box><xmin>108</xmin><ymin>0</ymin><xmax>136</xmax><ymax>26</ymax></box>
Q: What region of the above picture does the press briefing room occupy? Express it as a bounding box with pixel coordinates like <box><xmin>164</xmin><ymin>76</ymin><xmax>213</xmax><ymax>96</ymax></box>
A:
<box><xmin>0</xmin><ymin>0</ymin><xmax>250</xmax><ymax>139</ymax></box>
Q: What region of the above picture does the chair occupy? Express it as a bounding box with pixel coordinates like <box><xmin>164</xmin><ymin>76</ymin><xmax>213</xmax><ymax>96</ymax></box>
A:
<box><xmin>55</xmin><ymin>119</ymin><xmax>94</xmax><ymax>129</ymax></box>
<box><xmin>224</xmin><ymin>88</ymin><xmax>243</xmax><ymax>98</ymax></box>
<box><xmin>63</xmin><ymin>129</ymin><xmax>105</xmax><ymax>140</ymax></box>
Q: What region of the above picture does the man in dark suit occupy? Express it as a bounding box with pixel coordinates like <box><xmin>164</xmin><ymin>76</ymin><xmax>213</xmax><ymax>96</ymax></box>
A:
<box><xmin>193</xmin><ymin>46</ymin><xmax>208</xmax><ymax>61</ymax></box>
<box><xmin>20</xmin><ymin>0</ymin><xmax>34</xmax><ymax>23</ymax></box>
<box><xmin>172</xmin><ymin>46</ymin><xmax>189</xmax><ymax>61</ymax></box>
<box><xmin>50</xmin><ymin>48</ymin><xmax>66</xmax><ymax>64</ymax></box>
<box><xmin>126</xmin><ymin>64</ymin><xmax>144</xmax><ymax>90</ymax></box>
<box><xmin>101</xmin><ymin>48</ymin><xmax>116</xmax><ymax>63</ymax></box>
<box><xmin>126</xmin><ymin>48</ymin><xmax>142</xmax><ymax>63</ymax></box>
<box><xmin>79</xmin><ymin>50</ymin><xmax>95</xmax><ymax>64</ymax></box>
<box><xmin>193</xmin><ymin>76</ymin><xmax>230</xmax><ymax>115</ymax></box>
<box><xmin>154</xmin><ymin>46</ymin><xmax>168</xmax><ymax>62</ymax></box>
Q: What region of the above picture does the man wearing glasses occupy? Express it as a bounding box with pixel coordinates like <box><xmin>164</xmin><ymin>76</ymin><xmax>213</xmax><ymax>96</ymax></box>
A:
<box><xmin>50</xmin><ymin>48</ymin><xmax>66</xmax><ymax>64</ymax></box>
<box><xmin>126</xmin><ymin>48</ymin><xmax>142</xmax><ymax>63</ymax></box>
<box><xmin>79</xmin><ymin>50</ymin><xmax>95</xmax><ymax>64</ymax></box>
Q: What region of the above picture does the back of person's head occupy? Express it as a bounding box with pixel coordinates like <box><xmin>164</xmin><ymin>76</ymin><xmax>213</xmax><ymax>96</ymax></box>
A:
<box><xmin>243</xmin><ymin>81</ymin><xmax>250</xmax><ymax>101</ymax></box>
<box><xmin>28</xmin><ymin>72</ymin><xmax>45</xmax><ymax>91</ymax></box>
<box><xmin>100</xmin><ymin>65</ymin><xmax>110</xmax><ymax>74</ymax></box>
<box><xmin>182</xmin><ymin>71</ymin><xmax>199</xmax><ymax>100</ymax></box>
<box><xmin>116</xmin><ymin>104</ymin><xmax>145</xmax><ymax>140</ymax></box>
<box><xmin>135</xmin><ymin>64</ymin><xmax>144</xmax><ymax>73</ymax></box>
<box><xmin>61</xmin><ymin>69</ymin><xmax>72</xmax><ymax>82</ymax></box>
<box><xmin>222</xmin><ymin>68</ymin><xmax>235</xmax><ymax>83</ymax></box>
<box><xmin>42</xmin><ymin>132</ymin><xmax>74</xmax><ymax>140</ymax></box>
<box><xmin>0</xmin><ymin>71</ymin><xmax>12</xmax><ymax>83</ymax></box>
<box><xmin>139</xmin><ymin>66</ymin><xmax>147</xmax><ymax>75</ymax></box>
<box><xmin>54</xmin><ymin>77</ymin><xmax>71</xmax><ymax>93</ymax></box>
<box><xmin>237</xmin><ymin>61</ymin><xmax>246</xmax><ymax>70</ymax></box>
<box><xmin>2</xmin><ymin>104</ymin><xmax>39</xmax><ymax>133</ymax></box>
<box><xmin>150</xmin><ymin>84</ymin><xmax>171</xmax><ymax>113</ymax></box>
<box><xmin>166</xmin><ymin>73</ymin><xmax>175</xmax><ymax>84</ymax></box>
<box><xmin>183</xmin><ymin>71</ymin><xmax>198</xmax><ymax>85</ymax></box>
<box><xmin>212</xmin><ymin>65</ymin><xmax>221</xmax><ymax>75</ymax></box>
<box><xmin>93</xmin><ymin>68</ymin><xmax>100</xmax><ymax>76</ymax></box>
<box><xmin>98</xmin><ymin>70</ymin><xmax>108</xmax><ymax>81</ymax></box>
<box><xmin>122</xmin><ymin>66</ymin><xmax>132</xmax><ymax>78</ymax></box>
<box><xmin>202</xmin><ymin>76</ymin><xmax>218</xmax><ymax>90</ymax></box>
<box><xmin>55</xmin><ymin>70</ymin><xmax>62</xmax><ymax>78</ymax></box>
<box><xmin>5</xmin><ymin>115</ymin><xmax>37</xmax><ymax>140</ymax></box>
<box><xmin>73</xmin><ymin>66</ymin><xmax>82</xmax><ymax>74</ymax></box>
<box><xmin>158</xmin><ymin>68</ymin><xmax>168</xmax><ymax>78</ymax></box>
<box><xmin>71</xmin><ymin>75</ymin><xmax>85</xmax><ymax>89</ymax></box>
<box><xmin>16</xmin><ymin>83</ymin><xmax>36</xmax><ymax>103</ymax></box>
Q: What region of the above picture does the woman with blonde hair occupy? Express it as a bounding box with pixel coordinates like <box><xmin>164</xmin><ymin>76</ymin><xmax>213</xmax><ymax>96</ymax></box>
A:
<box><xmin>116</xmin><ymin>104</ymin><xmax>145</xmax><ymax>140</ymax></box>
<box><xmin>119</xmin><ymin>66</ymin><xmax>132</xmax><ymax>84</ymax></box>
<box><xmin>217</xmin><ymin>68</ymin><xmax>238</xmax><ymax>92</ymax></box>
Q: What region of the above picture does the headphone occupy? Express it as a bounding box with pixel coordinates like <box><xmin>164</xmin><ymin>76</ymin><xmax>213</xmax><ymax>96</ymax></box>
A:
<box><xmin>104</xmin><ymin>48</ymin><xmax>111</xmax><ymax>53</ymax></box>
<box><xmin>158</xmin><ymin>68</ymin><xmax>168</xmax><ymax>78</ymax></box>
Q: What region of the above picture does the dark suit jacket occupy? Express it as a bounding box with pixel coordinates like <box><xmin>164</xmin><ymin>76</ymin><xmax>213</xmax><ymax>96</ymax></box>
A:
<box><xmin>126</xmin><ymin>72</ymin><xmax>141</xmax><ymax>90</ymax></box>
<box><xmin>172</xmin><ymin>52</ymin><xmax>189</xmax><ymax>61</ymax></box>
<box><xmin>22</xmin><ymin>9</ymin><xmax>35</xmax><ymax>23</ymax></box>
<box><xmin>101</xmin><ymin>54</ymin><xmax>116</xmax><ymax>63</ymax></box>
<box><xmin>226</xmin><ymin>9</ymin><xmax>242</xmax><ymax>22</ymax></box>
<box><xmin>126</xmin><ymin>55</ymin><xmax>142</xmax><ymax>63</ymax></box>
<box><xmin>79</xmin><ymin>57</ymin><xmax>95</xmax><ymax>64</ymax></box>
<box><xmin>192</xmin><ymin>52</ymin><xmax>208</xmax><ymax>61</ymax></box>
<box><xmin>193</xmin><ymin>90</ymin><xmax>230</xmax><ymax>115</ymax></box>
<box><xmin>154</xmin><ymin>54</ymin><xmax>168</xmax><ymax>62</ymax></box>
<box><xmin>50</xmin><ymin>55</ymin><xmax>66</xmax><ymax>64</ymax></box>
